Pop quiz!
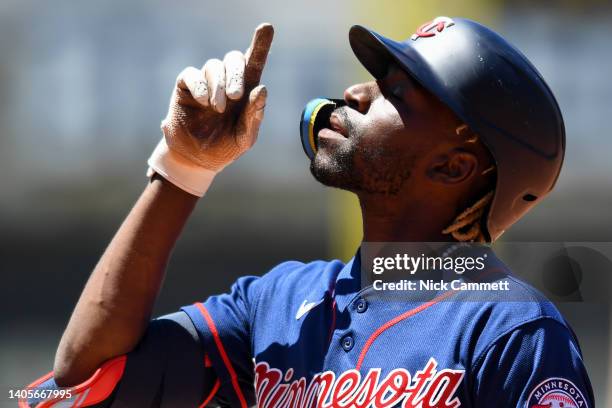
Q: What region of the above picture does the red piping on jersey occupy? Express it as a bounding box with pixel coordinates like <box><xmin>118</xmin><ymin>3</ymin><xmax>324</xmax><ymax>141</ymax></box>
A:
<box><xmin>326</xmin><ymin>279</ymin><xmax>338</xmax><ymax>347</ymax></box>
<box><xmin>194</xmin><ymin>302</ymin><xmax>248</xmax><ymax>408</ymax></box>
<box><xmin>327</xmin><ymin>298</ymin><xmax>337</xmax><ymax>346</ymax></box>
<box><xmin>199</xmin><ymin>379</ymin><xmax>221</xmax><ymax>407</ymax></box>
<box><xmin>19</xmin><ymin>355</ymin><xmax>127</xmax><ymax>408</ymax></box>
<box><xmin>355</xmin><ymin>291</ymin><xmax>457</xmax><ymax>371</ymax></box>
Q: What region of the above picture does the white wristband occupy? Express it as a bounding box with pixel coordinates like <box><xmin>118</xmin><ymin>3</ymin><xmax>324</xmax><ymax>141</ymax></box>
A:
<box><xmin>146</xmin><ymin>138</ymin><xmax>216</xmax><ymax>197</ymax></box>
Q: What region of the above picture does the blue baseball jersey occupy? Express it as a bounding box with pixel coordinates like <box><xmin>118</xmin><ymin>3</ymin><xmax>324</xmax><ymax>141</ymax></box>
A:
<box><xmin>181</xmin><ymin>249</ymin><xmax>594</xmax><ymax>408</ymax></box>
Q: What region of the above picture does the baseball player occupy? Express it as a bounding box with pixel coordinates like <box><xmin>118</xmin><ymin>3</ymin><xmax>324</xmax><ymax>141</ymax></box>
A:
<box><xmin>21</xmin><ymin>17</ymin><xmax>594</xmax><ymax>408</ymax></box>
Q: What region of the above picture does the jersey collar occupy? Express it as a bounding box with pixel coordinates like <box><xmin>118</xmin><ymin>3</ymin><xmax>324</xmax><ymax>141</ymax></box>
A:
<box><xmin>332</xmin><ymin>250</ymin><xmax>363</xmax><ymax>312</ymax></box>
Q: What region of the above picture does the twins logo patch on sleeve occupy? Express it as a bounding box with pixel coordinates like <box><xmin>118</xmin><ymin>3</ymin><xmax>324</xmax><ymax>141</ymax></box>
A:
<box><xmin>527</xmin><ymin>378</ymin><xmax>588</xmax><ymax>408</ymax></box>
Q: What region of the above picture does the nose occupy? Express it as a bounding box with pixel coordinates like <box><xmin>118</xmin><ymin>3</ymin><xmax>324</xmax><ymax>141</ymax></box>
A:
<box><xmin>344</xmin><ymin>82</ymin><xmax>373</xmax><ymax>113</ymax></box>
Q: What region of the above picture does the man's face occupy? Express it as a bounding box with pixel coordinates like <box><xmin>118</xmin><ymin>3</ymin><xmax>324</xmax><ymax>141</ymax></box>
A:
<box><xmin>310</xmin><ymin>64</ymin><xmax>460</xmax><ymax>195</ymax></box>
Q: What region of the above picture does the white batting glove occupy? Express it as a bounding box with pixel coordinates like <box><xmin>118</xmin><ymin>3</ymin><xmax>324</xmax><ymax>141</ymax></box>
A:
<box><xmin>147</xmin><ymin>23</ymin><xmax>274</xmax><ymax>196</ymax></box>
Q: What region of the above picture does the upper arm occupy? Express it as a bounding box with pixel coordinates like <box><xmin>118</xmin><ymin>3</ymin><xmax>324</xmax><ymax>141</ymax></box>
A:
<box><xmin>472</xmin><ymin>318</ymin><xmax>594</xmax><ymax>407</ymax></box>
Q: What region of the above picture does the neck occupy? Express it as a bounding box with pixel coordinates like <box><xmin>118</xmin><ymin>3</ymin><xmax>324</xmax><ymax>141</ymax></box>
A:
<box><xmin>359</xmin><ymin>192</ymin><xmax>456</xmax><ymax>243</ymax></box>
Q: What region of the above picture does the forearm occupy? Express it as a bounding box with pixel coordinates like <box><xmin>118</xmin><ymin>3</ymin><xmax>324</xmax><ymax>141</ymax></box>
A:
<box><xmin>54</xmin><ymin>175</ymin><xmax>198</xmax><ymax>386</ymax></box>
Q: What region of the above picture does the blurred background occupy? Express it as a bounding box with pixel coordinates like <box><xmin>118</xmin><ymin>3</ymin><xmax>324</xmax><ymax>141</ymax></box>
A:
<box><xmin>1</xmin><ymin>0</ymin><xmax>611</xmax><ymax>406</ymax></box>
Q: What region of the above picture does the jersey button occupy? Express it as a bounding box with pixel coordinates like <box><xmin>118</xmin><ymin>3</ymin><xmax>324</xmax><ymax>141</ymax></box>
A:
<box><xmin>341</xmin><ymin>335</ymin><xmax>354</xmax><ymax>351</ymax></box>
<box><xmin>355</xmin><ymin>298</ymin><xmax>368</xmax><ymax>313</ymax></box>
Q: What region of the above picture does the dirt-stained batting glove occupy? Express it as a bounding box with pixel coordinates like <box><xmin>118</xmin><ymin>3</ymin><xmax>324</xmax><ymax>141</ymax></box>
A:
<box><xmin>147</xmin><ymin>23</ymin><xmax>274</xmax><ymax>196</ymax></box>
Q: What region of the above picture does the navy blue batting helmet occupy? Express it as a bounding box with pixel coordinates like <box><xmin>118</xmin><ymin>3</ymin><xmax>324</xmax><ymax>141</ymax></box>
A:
<box><xmin>348</xmin><ymin>17</ymin><xmax>565</xmax><ymax>240</ymax></box>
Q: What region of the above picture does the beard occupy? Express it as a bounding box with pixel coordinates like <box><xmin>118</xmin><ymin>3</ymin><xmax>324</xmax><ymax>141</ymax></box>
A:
<box><xmin>310</xmin><ymin>109</ymin><xmax>414</xmax><ymax>196</ymax></box>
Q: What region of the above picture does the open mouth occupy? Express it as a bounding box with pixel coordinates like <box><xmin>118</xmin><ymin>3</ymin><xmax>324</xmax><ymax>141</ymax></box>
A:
<box><xmin>328</xmin><ymin>112</ymin><xmax>349</xmax><ymax>138</ymax></box>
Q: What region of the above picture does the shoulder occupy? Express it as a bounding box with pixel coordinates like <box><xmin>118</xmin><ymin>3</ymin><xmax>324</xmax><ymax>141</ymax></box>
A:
<box><xmin>447</xmin><ymin>250</ymin><xmax>577</xmax><ymax>356</ymax></box>
<box><xmin>457</xmin><ymin>271</ymin><xmax>575</xmax><ymax>365</ymax></box>
<box><xmin>455</xmin><ymin>250</ymin><xmax>567</xmax><ymax>325</ymax></box>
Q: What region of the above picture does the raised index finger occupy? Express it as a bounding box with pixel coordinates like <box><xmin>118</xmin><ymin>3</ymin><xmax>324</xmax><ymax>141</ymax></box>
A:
<box><xmin>244</xmin><ymin>23</ymin><xmax>274</xmax><ymax>91</ymax></box>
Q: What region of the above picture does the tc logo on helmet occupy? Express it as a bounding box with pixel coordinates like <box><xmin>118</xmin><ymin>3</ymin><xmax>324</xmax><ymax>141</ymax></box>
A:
<box><xmin>411</xmin><ymin>16</ymin><xmax>455</xmax><ymax>41</ymax></box>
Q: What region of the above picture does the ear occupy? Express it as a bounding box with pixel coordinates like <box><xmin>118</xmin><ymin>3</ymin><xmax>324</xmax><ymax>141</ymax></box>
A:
<box><xmin>427</xmin><ymin>150</ymin><xmax>478</xmax><ymax>184</ymax></box>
